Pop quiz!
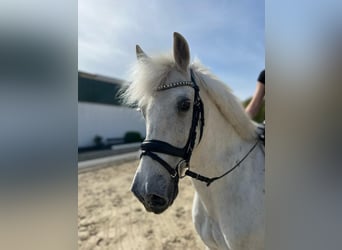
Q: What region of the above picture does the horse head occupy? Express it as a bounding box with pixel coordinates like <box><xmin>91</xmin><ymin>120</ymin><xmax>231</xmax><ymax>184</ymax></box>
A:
<box><xmin>129</xmin><ymin>33</ymin><xmax>201</xmax><ymax>214</ymax></box>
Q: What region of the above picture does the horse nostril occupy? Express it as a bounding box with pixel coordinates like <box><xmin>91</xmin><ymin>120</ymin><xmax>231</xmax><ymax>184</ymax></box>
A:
<box><xmin>148</xmin><ymin>194</ymin><xmax>167</xmax><ymax>208</ymax></box>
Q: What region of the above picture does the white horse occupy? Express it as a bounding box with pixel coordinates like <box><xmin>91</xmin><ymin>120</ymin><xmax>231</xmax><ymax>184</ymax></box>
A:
<box><xmin>124</xmin><ymin>32</ymin><xmax>264</xmax><ymax>250</ymax></box>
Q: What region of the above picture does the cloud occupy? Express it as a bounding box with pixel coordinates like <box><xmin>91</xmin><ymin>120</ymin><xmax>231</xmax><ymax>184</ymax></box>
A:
<box><xmin>78</xmin><ymin>0</ymin><xmax>264</xmax><ymax>99</ymax></box>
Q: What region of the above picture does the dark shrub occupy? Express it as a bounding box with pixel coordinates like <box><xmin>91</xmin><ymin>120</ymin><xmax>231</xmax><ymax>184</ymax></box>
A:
<box><xmin>124</xmin><ymin>131</ymin><xmax>142</xmax><ymax>143</ymax></box>
<box><xmin>93</xmin><ymin>135</ymin><xmax>104</xmax><ymax>147</ymax></box>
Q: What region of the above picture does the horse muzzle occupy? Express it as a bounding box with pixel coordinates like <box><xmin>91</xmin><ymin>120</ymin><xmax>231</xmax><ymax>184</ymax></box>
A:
<box><xmin>131</xmin><ymin>173</ymin><xmax>178</xmax><ymax>214</ymax></box>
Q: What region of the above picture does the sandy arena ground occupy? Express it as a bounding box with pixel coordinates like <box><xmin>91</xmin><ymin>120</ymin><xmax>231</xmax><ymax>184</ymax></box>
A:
<box><xmin>78</xmin><ymin>160</ymin><xmax>205</xmax><ymax>250</ymax></box>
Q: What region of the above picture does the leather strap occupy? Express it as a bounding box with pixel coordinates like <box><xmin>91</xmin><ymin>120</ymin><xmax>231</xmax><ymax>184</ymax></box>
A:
<box><xmin>140</xmin><ymin>151</ymin><xmax>178</xmax><ymax>179</ymax></box>
<box><xmin>141</xmin><ymin>140</ymin><xmax>185</xmax><ymax>158</ymax></box>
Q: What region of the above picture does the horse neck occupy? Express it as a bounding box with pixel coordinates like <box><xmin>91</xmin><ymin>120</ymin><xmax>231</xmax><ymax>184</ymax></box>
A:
<box><xmin>190</xmin><ymin>90</ymin><xmax>258</xmax><ymax>215</ymax></box>
<box><xmin>191</xmin><ymin>90</ymin><xmax>252</xmax><ymax>178</ymax></box>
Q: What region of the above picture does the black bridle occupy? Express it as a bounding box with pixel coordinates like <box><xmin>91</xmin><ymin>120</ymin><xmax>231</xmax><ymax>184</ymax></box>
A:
<box><xmin>140</xmin><ymin>69</ymin><xmax>258</xmax><ymax>187</ymax></box>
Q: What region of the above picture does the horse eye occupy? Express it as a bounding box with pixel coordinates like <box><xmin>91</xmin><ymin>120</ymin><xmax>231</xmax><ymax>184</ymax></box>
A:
<box><xmin>178</xmin><ymin>99</ymin><xmax>191</xmax><ymax>112</ymax></box>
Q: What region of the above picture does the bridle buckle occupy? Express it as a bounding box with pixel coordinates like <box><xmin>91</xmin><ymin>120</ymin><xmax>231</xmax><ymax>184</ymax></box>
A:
<box><xmin>170</xmin><ymin>170</ymin><xmax>178</xmax><ymax>179</ymax></box>
<box><xmin>177</xmin><ymin>160</ymin><xmax>189</xmax><ymax>179</ymax></box>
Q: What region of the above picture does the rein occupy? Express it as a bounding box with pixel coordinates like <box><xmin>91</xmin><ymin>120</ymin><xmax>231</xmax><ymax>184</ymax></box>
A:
<box><xmin>140</xmin><ymin>69</ymin><xmax>258</xmax><ymax>187</ymax></box>
<box><xmin>185</xmin><ymin>140</ymin><xmax>259</xmax><ymax>186</ymax></box>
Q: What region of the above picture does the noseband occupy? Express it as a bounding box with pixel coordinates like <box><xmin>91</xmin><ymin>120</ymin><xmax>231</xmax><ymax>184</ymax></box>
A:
<box><xmin>140</xmin><ymin>69</ymin><xmax>259</xmax><ymax>187</ymax></box>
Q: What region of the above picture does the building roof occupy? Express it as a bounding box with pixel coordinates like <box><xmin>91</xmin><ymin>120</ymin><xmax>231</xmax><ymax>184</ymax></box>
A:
<box><xmin>79</xmin><ymin>71</ymin><xmax>125</xmax><ymax>85</ymax></box>
<box><xmin>78</xmin><ymin>71</ymin><xmax>128</xmax><ymax>106</ymax></box>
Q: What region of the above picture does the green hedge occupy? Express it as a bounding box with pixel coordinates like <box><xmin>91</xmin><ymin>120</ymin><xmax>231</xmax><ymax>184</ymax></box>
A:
<box><xmin>124</xmin><ymin>131</ymin><xmax>143</xmax><ymax>143</ymax></box>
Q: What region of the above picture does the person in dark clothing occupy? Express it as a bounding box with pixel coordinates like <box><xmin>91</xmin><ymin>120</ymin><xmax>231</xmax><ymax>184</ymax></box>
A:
<box><xmin>245</xmin><ymin>70</ymin><xmax>265</xmax><ymax>144</ymax></box>
<box><xmin>245</xmin><ymin>70</ymin><xmax>265</xmax><ymax>119</ymax></box>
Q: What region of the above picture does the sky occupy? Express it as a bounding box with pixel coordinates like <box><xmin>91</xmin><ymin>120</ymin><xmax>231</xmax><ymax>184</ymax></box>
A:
<box><xmin>78</xmin><ymin>0</ymin><xmax>264</xmax><ymax>100</ymax></box>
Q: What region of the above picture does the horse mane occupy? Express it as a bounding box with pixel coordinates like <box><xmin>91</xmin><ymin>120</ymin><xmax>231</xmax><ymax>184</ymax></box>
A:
<box><xmin>190</xmin><ymin>61</ymin><xmax>257</xmax><ymax>141</ymax></box>
<box><xmin>122</xmin><ymin>54</ymin><xmax>257</xmax><ymax>141</ymax></box>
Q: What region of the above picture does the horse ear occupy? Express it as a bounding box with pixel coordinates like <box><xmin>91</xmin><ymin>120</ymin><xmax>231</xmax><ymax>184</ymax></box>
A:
<box><xmin>136</xmin><ymin>45</ymin><xmax>148</xmax><ymax>60</ymax></box>
<box><xmin>173</xmin><ymin>32</ymin><xmax>190</xmax><ymax>72</ymax></box>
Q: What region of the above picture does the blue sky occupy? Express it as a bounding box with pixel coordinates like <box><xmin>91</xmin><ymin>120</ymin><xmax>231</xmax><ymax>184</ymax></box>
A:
<box><xmin>79</xmin><ymin>0</ymin><xmax>264</xmax><ymax>100</ymax></box>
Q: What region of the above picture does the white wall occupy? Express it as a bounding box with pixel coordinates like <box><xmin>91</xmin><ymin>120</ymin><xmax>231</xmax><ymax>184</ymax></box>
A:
<box><xmin>78</xmin><ymin>102</ymin><xmax>145</xmax><ymax>147</ymax></box>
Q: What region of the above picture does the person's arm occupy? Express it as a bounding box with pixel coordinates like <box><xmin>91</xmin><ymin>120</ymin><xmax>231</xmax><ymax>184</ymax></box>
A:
<box><xmin>245</xmin><ymin>81</ymin><xmax>265</xmax><ymax>119</ymax></box>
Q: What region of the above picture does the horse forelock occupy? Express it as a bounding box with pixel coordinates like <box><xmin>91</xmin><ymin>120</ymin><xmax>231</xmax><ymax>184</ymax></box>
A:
<box><xmin>122</xmin><ymin>53</ymin><xmax>177</xmax><ymax>107</ymax></box>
